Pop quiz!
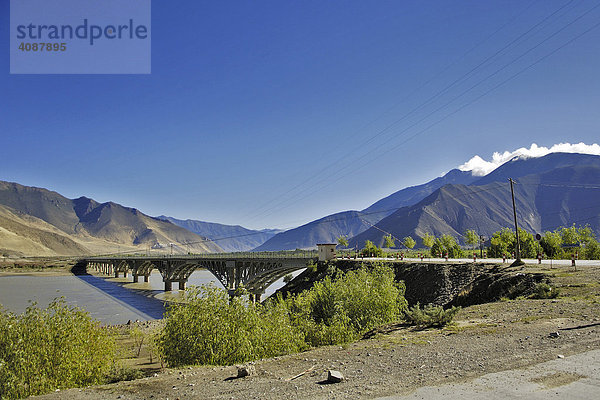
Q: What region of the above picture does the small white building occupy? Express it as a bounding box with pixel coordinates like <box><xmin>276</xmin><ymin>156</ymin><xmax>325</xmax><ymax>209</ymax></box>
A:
<box><xmin>317</xmin><ymin>243</ymin><xmax>337</xmax><ymax>261</ymax></box>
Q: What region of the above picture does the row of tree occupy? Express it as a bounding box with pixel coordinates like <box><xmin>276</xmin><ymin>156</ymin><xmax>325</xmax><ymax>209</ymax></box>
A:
<box><xmin>338</xmin><ymin>224</ymin><xmax>600</xmax><ymax>260</ymax></box>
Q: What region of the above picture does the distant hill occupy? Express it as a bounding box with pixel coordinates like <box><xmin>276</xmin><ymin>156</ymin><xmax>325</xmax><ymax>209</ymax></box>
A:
<box><xmin>255</xmin><ymin>211</ymin><xmax>381</xmax><ymax>251</ymax></box>
<box><xmin>0</xmin><ymin>181</ymin><xmax>222</xmax><ymax>257</ymax></box>
<box><xmin>348</xmin><ymin>154</ymin><xmax>600</xmax><ymax>248</ymax></box>
<box><xmin>254</xmin><ymin>168</ymin><xmax>476</xmax><ymax>251</ymax></box>
<box><xmin>363</xmin><ymin>168</ymin><xmax>477</xmax><ymax>215</ymax></box>
<box><xmin>157</xmin><ymin>216</ymin><xmax>281</xmax><ymax>252</ymax></box>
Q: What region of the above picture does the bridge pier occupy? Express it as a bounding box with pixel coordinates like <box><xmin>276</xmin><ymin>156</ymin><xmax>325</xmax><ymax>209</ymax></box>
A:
<box><xmin>164</xmin><ymin>280</ymin><xmax>172</xmax><ymax>291</ymax></box>
<box><xmin>144</xmin><ymin>275</ymin><xmax>149</xmax><ymax>282</ymax></box>
<box><xmin>178</xmin><ymin>280</ymin><xmax>186</xmax><ymax>290</ymax></box>
<box><xmin>249</xmin><ymin>290</ymin><xmax>264</xmax><ymax>303</ymax></box>
<box><xmin>133</xmin><ymin>274</ymin><xmax>138</xmax><ymax>283</ymax></box>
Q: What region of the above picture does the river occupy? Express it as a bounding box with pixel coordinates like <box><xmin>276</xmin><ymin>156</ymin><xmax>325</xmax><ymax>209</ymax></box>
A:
<box><xmin>0</xmin><ymin>269</ymin><xmax>294</xmax><ymax>325</ymax></box>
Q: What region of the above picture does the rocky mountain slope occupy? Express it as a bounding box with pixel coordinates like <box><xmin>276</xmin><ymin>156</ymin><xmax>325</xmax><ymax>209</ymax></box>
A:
<box><xmin>255</xmin><ymin>169</ymin><xmax>477</xmax><ymax>251</ymax></box>
<box><xmin>349</xmin><ymin>157</ymin><xmax>600</xmax><ymax>248</ymax></box>
<box><xmin>0</xmin><ymin>181</ymin><xmax>222</xmax><ymax>256</ymax></box>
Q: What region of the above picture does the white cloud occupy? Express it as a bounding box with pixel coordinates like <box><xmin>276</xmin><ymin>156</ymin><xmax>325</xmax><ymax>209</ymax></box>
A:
<box><xmin>458</xmin><ymin>142</ymin><xmax>600</xmax><ymax>176</ymax></box>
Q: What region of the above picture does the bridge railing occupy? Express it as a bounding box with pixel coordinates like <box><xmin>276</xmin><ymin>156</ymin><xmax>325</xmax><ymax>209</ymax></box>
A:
<box><xmin>87</xmin><ymin>250</ymin><xmax>318</xmax><ymax>261</ymax></box>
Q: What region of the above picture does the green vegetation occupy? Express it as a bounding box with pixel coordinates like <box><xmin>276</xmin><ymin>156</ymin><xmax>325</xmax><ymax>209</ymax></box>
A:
<box><xmin>157</xmin><ymin>285</ymin><xmax>305</xmax><ymax>367</ymax></box>
<box><xmin>404</xmin><ymin>303</ymin><xmax>461</xmax><ymax>328</ymax></box>
<box><xmin>488</xmin><ymin>227</ymin><xmax>542</xmax><ymax>258</ymax></box>
<box><xmin>351</xmin><ymin>224</ymin><xmax>599</xmax><ymax>260</ymax></box>
<box><xmin>421</xmin><ymin>233</ymin><xmax>435</xmax><ymax>249</ymax></box>
<box><xmin>157</xmin><ymin>265</ymin><xmax>409</xmax><ymax>367</ymax></box>
<box><xmin>384</xmin><ymin>234</ymin><xmax>396</xmax><ymax>249</ymax></box>
<box><xmin>0</xmin><ymin>299</ymin><xmax>116</xmax><ymax>399</ymax></box>
<box><xmin>430</xmin><ymin>234</ymin><xmax>462</xmax><ymax>258</ymax></box>
<box><xmin>402</xmin><ymin>236</ymin><xmax>416</xmax><ymax>249</ymax></box>
<box><xmin>360</xmin><ymin>240</ymin><xmax>384</xmax><ymax>257</ymax></box>
<box><xmin>337</xmin><ymin>235</ymin><xmax>349</xmax><ymax>248</ymax></box>
<box><xmin>287</xmin><ymin>264</ymin><xmax>407</xmax><ymax>346</ymax></box>
<box><xmin>464</xmin><ymin>229</ymin><xmax>479</xmax><ymax>248</ymax></box>
<box><xmin>529</xmin><ymin>283</ymin><xmax>560</xmax><ymax>299</ymax></box>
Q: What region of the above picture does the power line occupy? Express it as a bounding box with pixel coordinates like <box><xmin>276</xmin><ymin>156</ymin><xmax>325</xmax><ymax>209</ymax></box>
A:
<box><xmin>246</xmin><ymin>3</ymin><xmax>600</xmax><ymax>222</ymax></box>
<box><xmin>240</xmin><ymin>0</ymin><xmax>558</xmax><ymax>224</ymax></box>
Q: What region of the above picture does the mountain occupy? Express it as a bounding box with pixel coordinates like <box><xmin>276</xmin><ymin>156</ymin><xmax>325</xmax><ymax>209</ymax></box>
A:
<box><xmin>157</xmin><ymin>216</ymin><xmax>281</xmax><ymax>252</ymax></box>
<box><xmin>0</xmin><ymin>181</ymin><xmax>222</xmax><ymax>257</ymax></box>
<box><xmin>254</xmin><ymin>210</ymin><xmax>381</xmax><ymax>251</ymax></box>
<box><xmin>363</xmin><ymin>168</ymin><xmax>477</xmax><ymax>216</ymax></box>
<box><xmin>472</xmin><ymin>152</ymin><xmax>600</xmax><ymax>186</ymax></box>
<box><xmin>348</xmin><ymin>154</ymin><xmax>600</xmax><ymax>248</ymax></box>
<box><xmin>254</xmin><ymin>169</ymin><xmax>476</xmax><ymax>251</ymax></box>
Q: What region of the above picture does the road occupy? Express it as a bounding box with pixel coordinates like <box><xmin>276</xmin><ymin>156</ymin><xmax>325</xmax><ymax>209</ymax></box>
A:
<box><xmin>377</xmin><ymin>349</ymin><xmax>600</xmax><ymax>400</ymax></box>
<box><xmin>340</xmin><ymin>256</ymin><xmax>600</xmax><ymax>267</ymax></box>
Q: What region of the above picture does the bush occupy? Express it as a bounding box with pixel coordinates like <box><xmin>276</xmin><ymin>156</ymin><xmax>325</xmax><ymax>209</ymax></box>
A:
<box><xmin>157</xmin><ymin>265</ymin><xmax>409</xmax><ymax>367</ymax></box>
<box><xmin>530</xmin><ymin>283</ymin><xmax>560</xmax><ymax>299</ymax></box>
<box><xmin>156</xmin><ymin>285</ymin><xmax>306</xmax><ymax>367</ymax></box>
<box><xmin>287</xmin><ymin>264</ymin><xmax>408</xmax><ymax>346</ymax></box>
<box><xmin>404</xmin><ymin>303</ymin><xmax>460</xmax><ymax>328</ymax></box>
<box><xmin>0</xmin><ymin>299</ymin><xmax>116</xmax><ymax>399</ymax></box>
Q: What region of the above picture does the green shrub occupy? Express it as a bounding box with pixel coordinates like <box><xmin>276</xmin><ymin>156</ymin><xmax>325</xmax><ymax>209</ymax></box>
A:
<box><xmin>288</xmin><ymin>264</ymin><xmax>408</xmax><ymax>346</ymax></box>
<box><xmin>530</xmin><ymin>283</ymin><xmax>560</xmax><ymax>299</ymax></box>
<box><xmin>404</xmin><ymin>303</ymin><xmax>460</xmax><ymax>328</ymax></box>
<box><xmin>157</xmin><ymin>265</ymin><xmax>409</xmax><ymax>367</ymax></box>
<box><xmin>0</xmin><ymin>299</ymin><xmax>116</xmax><ymax>399</ymax></box>
<box><xmin>156</xmin><ymin>285</ymin><xmax>306</xmax><ymax>367</ymax></box>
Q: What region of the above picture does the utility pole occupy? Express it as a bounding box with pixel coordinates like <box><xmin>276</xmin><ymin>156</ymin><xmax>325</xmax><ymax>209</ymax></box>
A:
<box><xmin>509</xmin><ymin>178</ymin><xmax>524</xmax><ymax>266</ymax></box>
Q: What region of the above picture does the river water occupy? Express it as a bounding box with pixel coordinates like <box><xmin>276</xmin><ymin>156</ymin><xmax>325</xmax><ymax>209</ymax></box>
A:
<box><xmin>0</xmin><ymin>269</ymin><xmax>295</xmax><ymax>325</ymax></box>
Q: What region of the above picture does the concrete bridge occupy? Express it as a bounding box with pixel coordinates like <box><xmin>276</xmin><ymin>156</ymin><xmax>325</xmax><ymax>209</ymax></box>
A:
<box><xmin>84</xmin><ymin>250</ymin><xmax>319</xmax><ymax>301</ymax></box>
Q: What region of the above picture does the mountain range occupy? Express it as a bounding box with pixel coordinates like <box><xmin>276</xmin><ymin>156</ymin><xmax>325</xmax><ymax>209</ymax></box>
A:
<box><xmin>259</xmin><ymin>153</ymin><xmax>600</xmax><ymax>250</ymax></box>
<box><xmin>0</xmin><ymin>181</ymin><xmax>222</xmax><ymax>257</ymax></box>
<box><xmin>255</xmin><ymin>168</ymin><xmax>477</xmax><ymax>250</ymax></box>
<box><xmin>349</xmin><ymin>153</ymin><xmax>600</xmax><ymax>248</ymax></box>
<box><xmin>1</xmin><ymin>152</ymin><xmax>598</xmax><ymax>257</ymax></box>
<box><xmin>156</xmin><ymin>216</ymin><xmax>281</xmax><ymax>252</ymax></box>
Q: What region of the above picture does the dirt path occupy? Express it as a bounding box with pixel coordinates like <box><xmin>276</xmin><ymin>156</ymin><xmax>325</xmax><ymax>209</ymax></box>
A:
<box><xmin>33</xmin><ymin>263</ymin><xmax>600</xmax><ymax>400</ymax></box>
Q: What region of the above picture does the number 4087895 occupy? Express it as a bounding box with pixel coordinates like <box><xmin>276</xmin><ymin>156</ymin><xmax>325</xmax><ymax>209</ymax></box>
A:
<box><xmin>18</xmin><ymin>43</ymin><xmax>67</xmax><ymax>51</ymax></box>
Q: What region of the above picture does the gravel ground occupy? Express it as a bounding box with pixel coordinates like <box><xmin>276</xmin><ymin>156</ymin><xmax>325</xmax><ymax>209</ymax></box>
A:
<box><xmin>34</xmin><ymin>264</ymin><xmax>600</xmax><ymax>400</ymax></box>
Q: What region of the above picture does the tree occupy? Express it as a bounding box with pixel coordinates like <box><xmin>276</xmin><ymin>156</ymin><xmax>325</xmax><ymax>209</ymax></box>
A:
<box><xmin>540</xmin><ymin>231</ymin><xmax>562</xmax><ymax>259</ymax></box>
<box><xmin>488</xmin><ymin>228</ymin><xmax>515</xmax><ymax>257</ymax></box>
<box><xmin>360</xmin><ymin>240</ymin><xmax>383</xmax><ymax>257</ymax></box>
<box><xmin>584</xmin><ymin>239</ymin><xmax>600</xmax><ymax>260</ymax></box>
<box><xmin>384</xmin><ymin>235</ymin><xmax>395</xmax><ymax>249</ymax></box>
<box><xmin>403</xmin><ymin>236</ymin><xmax>416</xmax><ymax>249</ymax></box>
<box><xmin>464</xmin><ymin>229</ymin><xmax>479</xmax><ymax>248</ymax></box>
<box><xmin>431</xmin><ymin>235</ymin><xmax>461</xmax><ymax>258</ymax></box>
<box><xmin>421</xmin><ymin>233</ymin><xmax>435</xmax><ymax>249</ymax></box>
<box><xmin>517</xmin><ymin>228</ymin><xmax>542</xmax><ymax>258</ymax></box>
<box><xmin>337</xmin><ymin>235</ymin><xmax>349</xmax><ymax>248</ymax></box>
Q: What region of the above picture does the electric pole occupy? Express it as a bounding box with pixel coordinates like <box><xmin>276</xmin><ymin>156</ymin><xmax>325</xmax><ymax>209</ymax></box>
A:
<box><xmin>509</xmin><ymin>178</ymin><xmax>524</xmax><ymax>266</ymax></box>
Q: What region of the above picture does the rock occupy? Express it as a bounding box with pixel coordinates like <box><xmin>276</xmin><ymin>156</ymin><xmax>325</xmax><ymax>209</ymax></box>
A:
<box><xmin>549</xmin><ymin>332</ymin><xmax>560</xmax><ymax>338</ymax></box>
<box><xmin>327</xmin><ymin>370</ymin><xmax>344</xmax><ymax>383</ymax></box>
<box><xmin>237</xmin><ymin>364</ymin><xmax>256</xmax><ymax>378</ymax></box>
<box><xmin>558</xmin><ymin>354</ymin><xmax>565</xmax><ymax>359</ymax></box>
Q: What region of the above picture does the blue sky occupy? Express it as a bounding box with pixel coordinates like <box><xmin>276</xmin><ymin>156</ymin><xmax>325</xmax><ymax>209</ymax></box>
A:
<box><xmin>2</xmin><ymin>1</ymin><xmax>600</xmax><ymax>229</ymax></box>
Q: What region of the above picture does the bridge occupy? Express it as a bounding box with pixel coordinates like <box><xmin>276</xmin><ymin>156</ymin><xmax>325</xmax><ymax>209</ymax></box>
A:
<box><xmin>84</xmin><ymin>250</ymin><xmax>320</xmax><ymax>301</ymax></box>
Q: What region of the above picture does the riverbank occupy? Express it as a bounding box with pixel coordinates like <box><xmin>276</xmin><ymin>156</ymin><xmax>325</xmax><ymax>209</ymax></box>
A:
<box><xmin>31</xmin><ymin>263</ymin><xmax>600</xmax><ymax>399</ymax></box>
<box><xmin>0</xmin><ymin>257</ymin><xmax>75</xmax><ymax>276</ymax></box>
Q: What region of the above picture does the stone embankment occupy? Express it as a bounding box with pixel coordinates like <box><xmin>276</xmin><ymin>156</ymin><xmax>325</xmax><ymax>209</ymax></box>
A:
<box><xmin>276</xmin><ymin>260</ymin><xmax>547</xmax><ymax>307</ymax></box>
